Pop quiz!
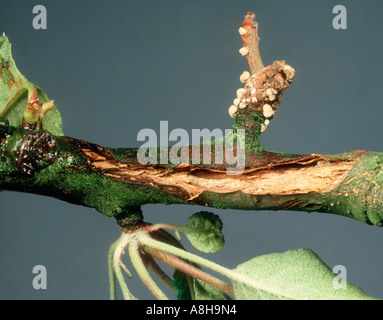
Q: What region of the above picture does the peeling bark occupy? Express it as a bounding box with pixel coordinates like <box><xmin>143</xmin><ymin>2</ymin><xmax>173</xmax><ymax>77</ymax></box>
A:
<box><xmin>77</xmin><ymin>140</ymin><xmax>358</xmax><ymax>199</ymax></box>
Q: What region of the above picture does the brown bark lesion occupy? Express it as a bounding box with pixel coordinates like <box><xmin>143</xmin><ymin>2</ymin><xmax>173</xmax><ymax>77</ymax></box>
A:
<box><xmin>73</xmin><ymin>136</ymin><xmax>358</xmax><ymax>202</ymax></box>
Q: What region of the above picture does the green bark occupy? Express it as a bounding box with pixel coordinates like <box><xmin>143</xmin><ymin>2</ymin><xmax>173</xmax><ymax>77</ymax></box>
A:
<box><xmin>1</xmin><ymin>121</ymin><xmax>383</xmax><ymax>226</ymax></box>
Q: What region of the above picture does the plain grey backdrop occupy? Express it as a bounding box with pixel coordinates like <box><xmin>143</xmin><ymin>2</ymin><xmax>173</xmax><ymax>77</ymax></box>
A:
<box><xmin>1</xmin><ymin>0</ymin><xmax>383</xmax><ymax>300</ymax></box>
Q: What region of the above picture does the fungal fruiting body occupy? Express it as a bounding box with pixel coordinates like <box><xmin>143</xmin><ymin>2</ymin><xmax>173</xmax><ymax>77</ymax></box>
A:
<box><xmin>228</xmin><ymin>105</ymin><xmax>237</xmax><ymax>118</ymax></box>
<box><xmin>238</xmin><ymin>27</ymin><xmax>247</xmax><ymax>35</ymax></box>
<box><xmin>260</xmin><ymin>124</ymin><xmax>267</xmax><ymax>133</ymax></box>
<box><xmin>236</xmin><ymin>88</ymin><xmax>246</xmax><ymax>98</ymax></box>
<box><xmin>240</xmin><ymin>71</ymin><xmax>250</xmax><ymax>83</ymax></box>
<box><xmin>266</xmin><ymin>88</ymin><xmax>277</xmax><ymax>101</ymax></box>
<box><xmin>239</xmin><ymin>47</ymin><xmax>249</xmax><ymax>56</ymax></box>
<box><xmin>262</xmin><ymin>104</ymin><xmax>274</xmax><ymax>118</ymax></box>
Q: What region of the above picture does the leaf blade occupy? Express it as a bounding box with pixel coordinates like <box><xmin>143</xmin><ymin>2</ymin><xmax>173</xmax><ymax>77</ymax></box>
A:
<box><xmin>231</xmin><ymin>248</ymin><xmax>375</xmax><ymax>300</ymax></box>
<box><xmin>0</xmin><ymin>35</ymin><xmax>63</xmax><ymax>135</ymax></box>
<box><xmin>193</xmin><ymin>278</ymin><xmax>232</xmax><ymax>300</ymax></box>
<box><xmin>181</xmin><ymin>211</ymin><xmax>225</xmax><ymax>253</ymax></box>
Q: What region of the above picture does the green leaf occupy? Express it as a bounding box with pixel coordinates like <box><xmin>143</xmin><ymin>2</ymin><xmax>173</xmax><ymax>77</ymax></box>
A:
<box><xmin>173</xmin><ymin>266</ymin><xmax>232</xmax><ymax>300</ymax></box>
<box><xmin>181</xmin><ymin>211</ymin><xmax>224</xmax><ymax>253</ymax></box>
<box><xmin>193</xmin><ymin>278</ymin><xmax>232</xmax><ymax>300</ymax></box>
<box><xmin>173</xmin><ymin>270</ymin><xmax>193</xmax><ymax>300</ymax></box>
<box><xmin>231</xmin><ymin>248</ymin><xmax>375</xmax><ymax>300</ymax></box>
<box><xmin>0</xmin><ymin>35</ymin><xmax>63</xmax><ymax>136</ymax></box>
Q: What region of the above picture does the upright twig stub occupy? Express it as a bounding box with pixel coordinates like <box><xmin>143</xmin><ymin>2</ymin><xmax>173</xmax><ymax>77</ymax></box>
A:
<box><xmin>230</xmin><ymin>12</ymin><xmax>295</xmax><ymax>138</ymax></box>
<box><xmin>239</xmin><ymin>12</ymin><xmax>264</xmax><ymax>73</ymax></box>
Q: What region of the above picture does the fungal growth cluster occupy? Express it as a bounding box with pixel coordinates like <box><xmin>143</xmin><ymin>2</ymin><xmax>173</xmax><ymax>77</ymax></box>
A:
<box><xmin>228</xmin><ymin>13</ymin><xmax>295</xmax><ymax>134</ymax></box>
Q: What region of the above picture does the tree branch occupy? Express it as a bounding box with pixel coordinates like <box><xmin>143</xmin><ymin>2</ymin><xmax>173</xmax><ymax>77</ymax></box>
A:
<box><xmin>1</xmin><ymin>13</ymin><xmax>383</xmax><ymax>227</ymax></box>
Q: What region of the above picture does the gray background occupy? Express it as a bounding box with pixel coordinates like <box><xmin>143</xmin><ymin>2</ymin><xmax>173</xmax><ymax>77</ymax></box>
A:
<box><xmin>1</xmin><ymin>0</ymin><xmax>383</xmax><ymax>300</ymax></box>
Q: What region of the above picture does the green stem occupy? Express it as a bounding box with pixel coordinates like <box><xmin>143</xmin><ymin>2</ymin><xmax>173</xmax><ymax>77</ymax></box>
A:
<box><xmin>108</xmin><ymin>239</ymin><xmax>119</xmax><ymax>300</ymax></box>
<box><xmin>142</xmin><ymin>253</ymin><xmax>175</xmax><ymax>293</ymax></box>
<box><xmin>112</xmin><ymin>233</ymin><xmax>137</xmax><ymax>300</ymax></box>
<box><xmin>138</xmin><ymin>233</ymin><xmax>285</xmax><ymax>297</ymax></box>
<box><xmin>128</xmin><ymin>241</ymin><xmax>169</xmax><ymax>300</ymax></box>
<box><xmin>147</xmin><ymin>223</ymin><xmax>179</xmax><ymax>232</ymax></box>
<box><xmin>144</xmin><ymin>245</ymin><xmax>234</xmax><ymax>296</ymax></box>
<box><xmin>146</xmin><ymin>223</ymin><xmax>182</xmax><ymax>241</ymax></box>
<box><xmin>140</xmin><ymin>233</ymin><xmax>230</xmax><ymax>275</ymax></box>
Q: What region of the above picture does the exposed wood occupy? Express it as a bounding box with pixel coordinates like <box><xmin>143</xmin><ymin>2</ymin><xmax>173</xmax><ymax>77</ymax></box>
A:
<box><xmin>77</xmin><ymin>142</ymin><xmax>358</xmax><ymax>201</ymax></box>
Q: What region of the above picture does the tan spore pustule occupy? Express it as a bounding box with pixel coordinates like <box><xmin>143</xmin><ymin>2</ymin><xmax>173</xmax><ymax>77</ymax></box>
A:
<box><xmin>236</xmin><ymin>88</ymin><xmax>246</xmax><ymax>98</ymax></box>
<box><xmin>239</xmin><ymin>71</ymin><xmax>251</xmax><ymax>83</ymax></box>
<box><xmin>262</xmin><ymin>104</ymin><xmax>274</xmax><ymax>118</ymax></box>
<box><xmin>266</xmin><ymin>88</ymin><xmax>277</xmax><ymax>101</ymax></box>
<box><xmin>239</xmin><ymin>47</ymin><xmax>249</xmax><ymax>56</ymax></box>
<box><xmin>228</xmin><ymin>105</ymin><xmax>238</xmax><ymax>118</ymax></box>
<box><xmin>238</xmin><ymin>27</ymin><xmax>248</xmax><ymax>35</ymax></box>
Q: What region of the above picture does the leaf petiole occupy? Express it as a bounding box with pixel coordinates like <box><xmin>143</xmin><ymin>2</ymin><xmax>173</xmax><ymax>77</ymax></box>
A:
<box><xmin>128</xmin><ymin>241</ymin><xmax>169</xmax><ymax>300</ymax></box>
